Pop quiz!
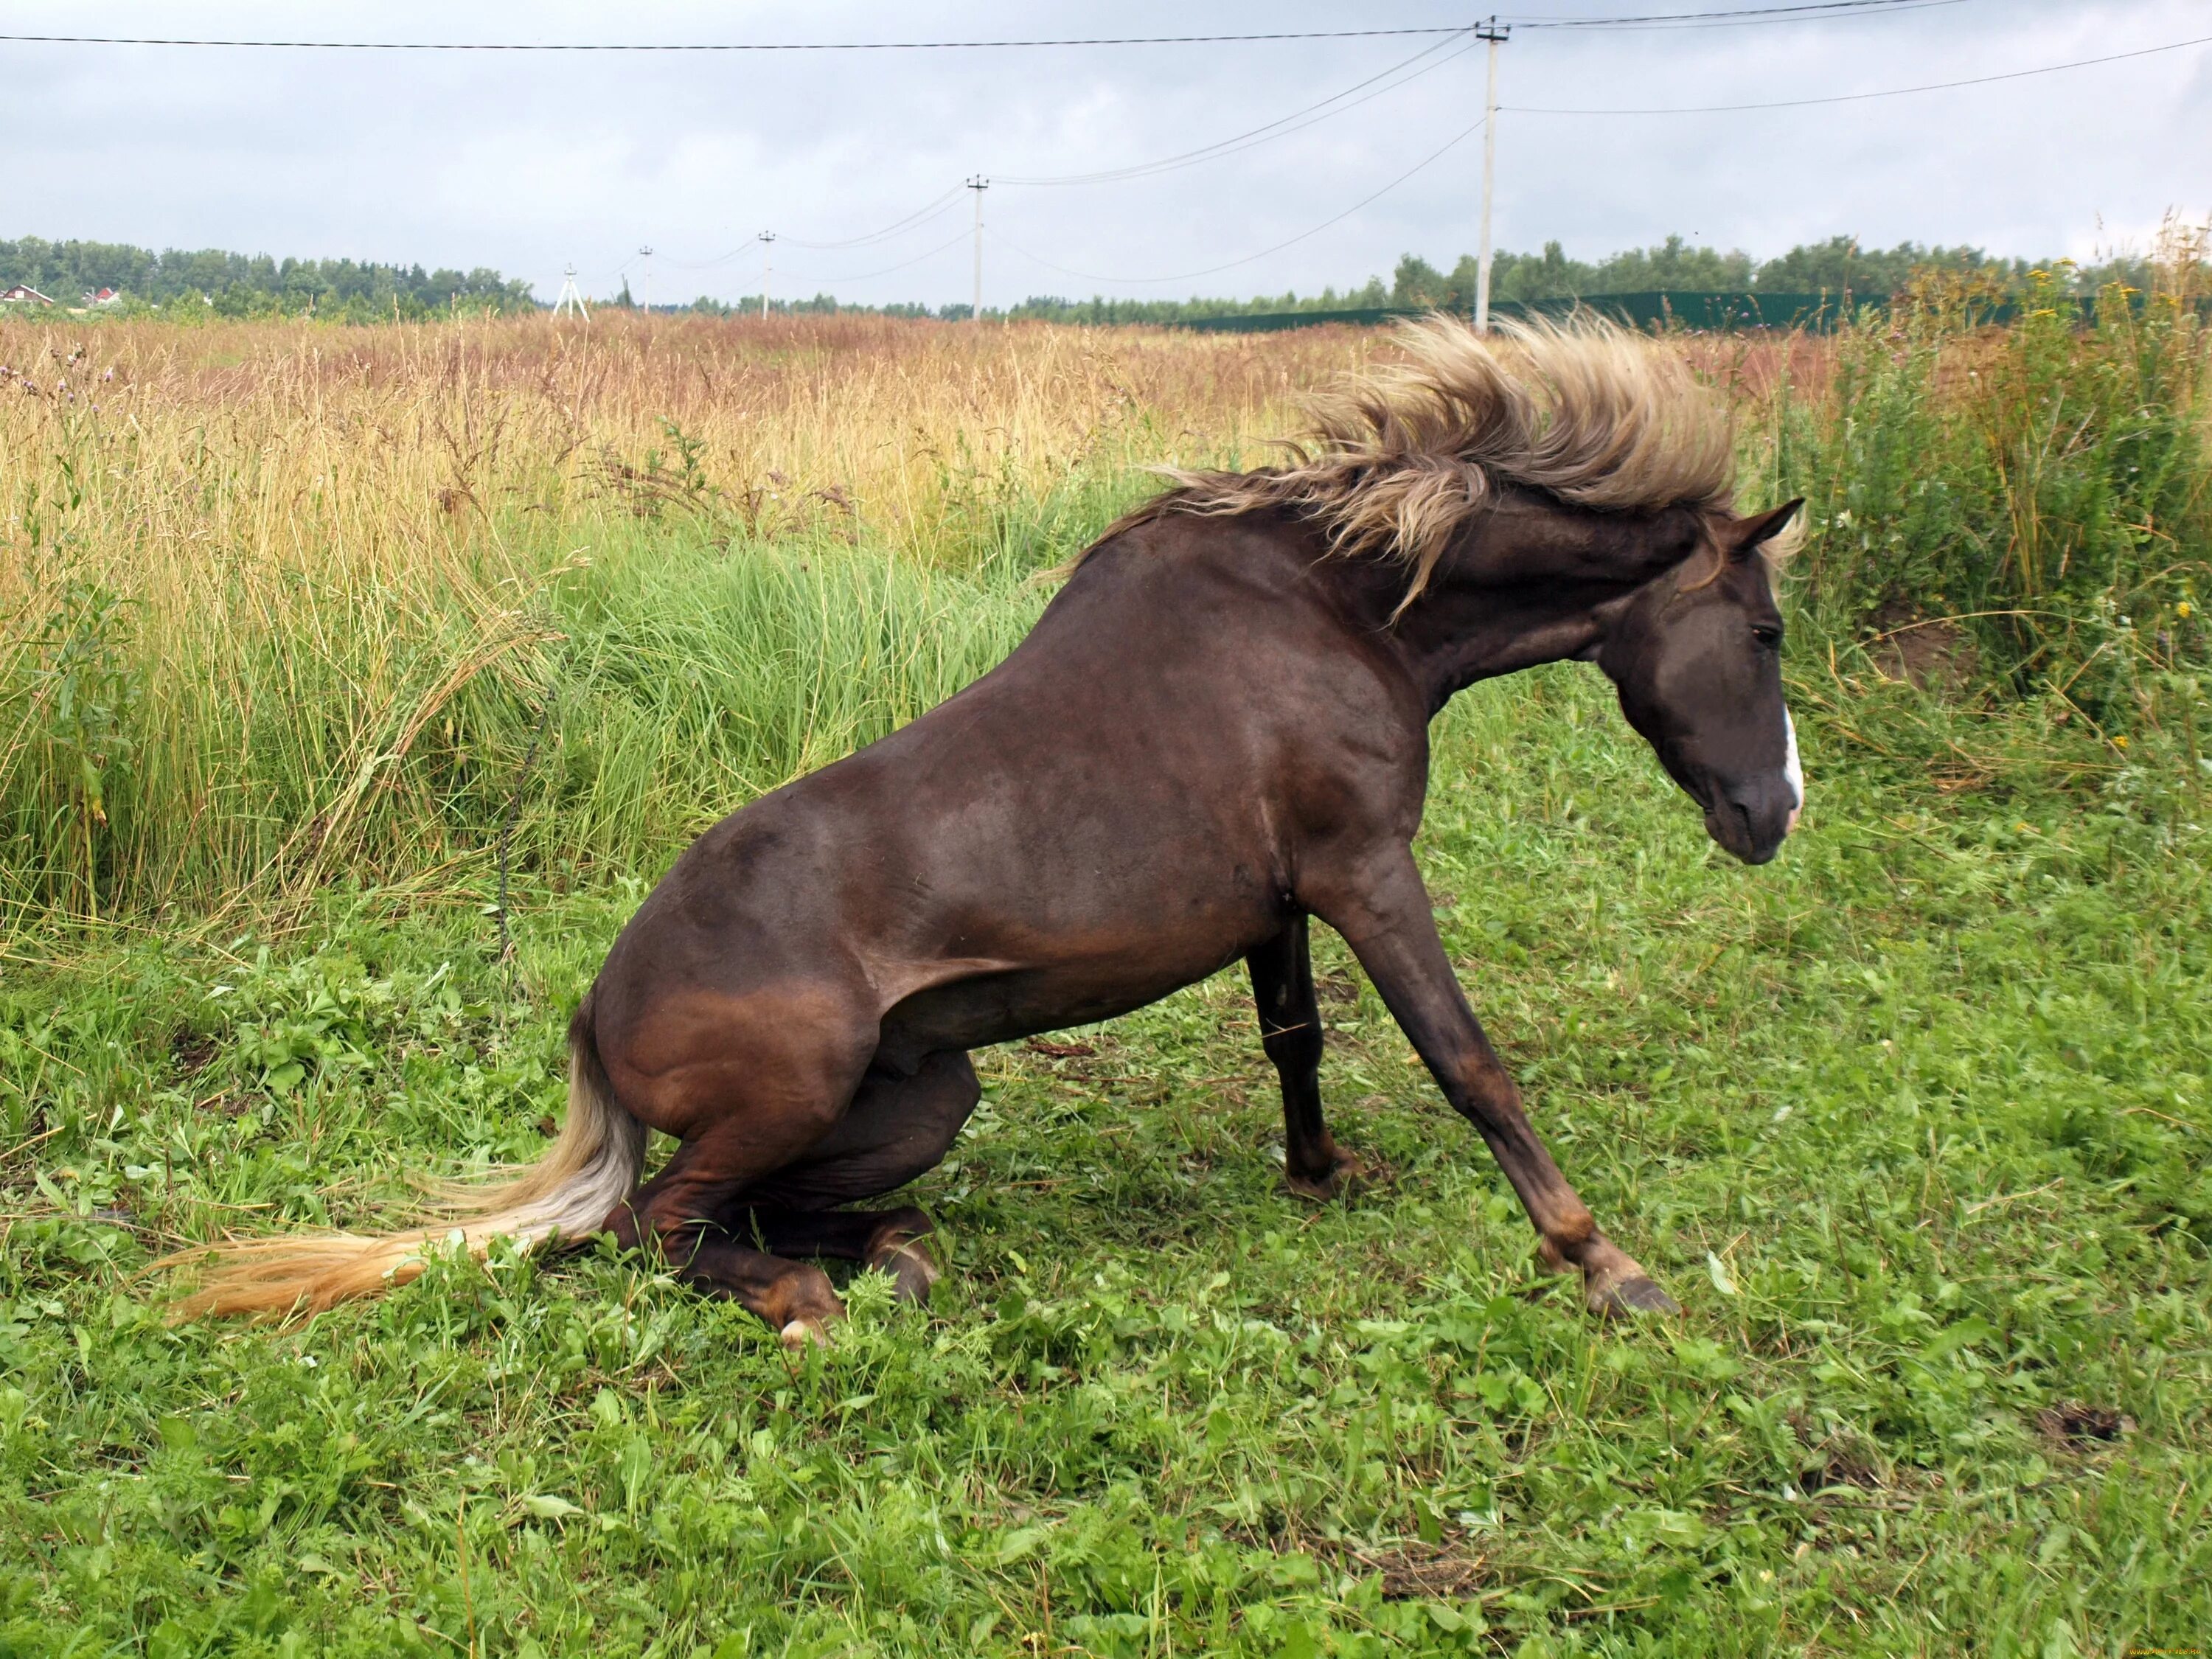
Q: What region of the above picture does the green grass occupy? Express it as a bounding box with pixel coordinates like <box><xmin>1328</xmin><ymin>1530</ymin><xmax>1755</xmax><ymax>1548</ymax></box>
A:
<box><xmin>3</xmin><ymin>611</ymin><xmax>2208</xmax><ymax>1656</ymax></box>
<box><xmin>1754</xmin><ymin>289</ymin><xmax>2208</xmax><ymax>717</ymax></box>
<box><xmin>0</xmin><ymin>513</ymin><xmax>1066</xmax><ymax>926</ymax></box>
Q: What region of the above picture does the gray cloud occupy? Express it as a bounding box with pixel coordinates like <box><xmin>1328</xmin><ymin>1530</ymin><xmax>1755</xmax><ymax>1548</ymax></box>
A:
<box><xmin>4</xmin><ymin>0</ymin><xmax>2205</xmax><ymax>305</ymax></box>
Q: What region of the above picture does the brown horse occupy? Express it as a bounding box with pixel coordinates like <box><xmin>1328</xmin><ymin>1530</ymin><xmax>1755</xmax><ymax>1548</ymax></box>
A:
<box><xmin>175</xmin><ymin>318</ymin><xmax>1804</xmax><ymax>1342</ymax></box>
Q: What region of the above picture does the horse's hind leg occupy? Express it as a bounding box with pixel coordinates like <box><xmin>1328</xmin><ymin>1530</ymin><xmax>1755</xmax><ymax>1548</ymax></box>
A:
<box><xmin>594</xmin><ymin>984</ymin><xmax>881</xmax><ymax>1344</ymax></box>
<box><xmin>1248</xmin><ymin>917</ymin><xmax>1361</xmax><ymax>1200</ymax></box>
<box><xmin>733</xmin><ymin>1206</ymin><xmax>942</xmax><ymax>1304</ymax></box>
<box><xmin>720</xmin><ymin>1048</ymin><xmax>980</xmax><ymax>1302</ymax></box>
<box><xmin>605</xmin><ymin>1135</ymin><xmax>850</xmax><ymax>1346</ymax></box>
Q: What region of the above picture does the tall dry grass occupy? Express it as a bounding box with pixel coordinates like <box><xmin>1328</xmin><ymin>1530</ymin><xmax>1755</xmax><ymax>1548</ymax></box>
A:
<box><xmin>1</xmin><ymin>310</ymin><xmax>1377</xmax><ymax>588</ymax></box>
<box><xmin>1</xmin><ymin>299</ymin><xmax>2202</xmax><ymax>933</ymax></box>
<box><xmin>0</xmin><ymin>314</ymin><xmax>1377</xmax><ymax>926</ymax></box>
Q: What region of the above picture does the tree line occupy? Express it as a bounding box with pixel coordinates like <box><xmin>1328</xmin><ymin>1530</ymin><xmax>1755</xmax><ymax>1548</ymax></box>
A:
<box><xmin>689</xmin><ymin>236</ymin><xmax>2147</xmax><ymax>326</ymax></box>
<box><xmin>997</xmin><ymin>235</ymin><xmax>2149</xmax><ymax>325</ymax></box>
<box><xmin>0</xmin><ymin>236</ymin><xmax>536</xmax><ymax>319</ymax></box>
<box><xmin>3</xmin><ymin>231</ymin><xmax>2149</xmax><ymax>325</ymax></box>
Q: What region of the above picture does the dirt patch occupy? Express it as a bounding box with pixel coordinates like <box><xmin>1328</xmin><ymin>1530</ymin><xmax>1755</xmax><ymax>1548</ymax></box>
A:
<box><xmin>1785</xmin><ymin>1415</ymin><xmax>1892</xmax><ymax>1493</ymax></box>
<box><xmin>1315</xmin><ymin>972</ymin><xmax>1360</xmax><ymax>1006</ymax></box>
<box><xmin>1809</xmin><ymin>1443</ymin><xmax>1887</xmax><ymax>1492</ymax></box>
<box><xmin>1867</xmin><ymin>602</ymin><xmax>1980</xmax><ymax>694</ymax></box>
<box><xmin>2036</xmin><ymin>1402</ymin><xmax>2133</xmax><ymax>1445</ymax></box>
<box><xmin>170</xmin><ymin>1029</ymin><xmax>219</xmax><ymax>1076</ymax></box>
<box><xmin>1025</xmin><ymin>1038</ymin><xmax>1097</xmax><ymax>1060</ymax></box>
<box><xmin>1351</xmin><ymin>1542</ymin><xmax>1490</xmax><ymax>1600</ymax></box>
<box><xmin>1338</xmin><ymin>1149</ymin><xmax>1398</xmax><ymax>1198</ymax></box>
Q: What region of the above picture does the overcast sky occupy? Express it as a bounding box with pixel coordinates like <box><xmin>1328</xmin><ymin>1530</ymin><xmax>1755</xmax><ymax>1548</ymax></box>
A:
<box><xmin>4</xmin><ymin>1</ymin><xmax>2206</xmax><ymax>305</ymax></box>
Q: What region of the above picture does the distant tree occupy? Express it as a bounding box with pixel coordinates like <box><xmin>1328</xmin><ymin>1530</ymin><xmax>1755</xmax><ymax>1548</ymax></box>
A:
<box><xmin>1475</xmin><ymin>241</ymin><xmax>1593</xmax><ymax>304</ymax></box>
<box><xmin>1391</xmin><ymin>254</ymin><xmax>1450</xmax><ymax>307</ymax></box>
<box><xmin>1586</xmin><ymin>234</ymin><xmax>1754</xmax><ymax>293</ymax></box>
<box><xmin>1751</xmin><ymin>236</ymin><xmax>2015</xmax><ymax>296</ymax></box>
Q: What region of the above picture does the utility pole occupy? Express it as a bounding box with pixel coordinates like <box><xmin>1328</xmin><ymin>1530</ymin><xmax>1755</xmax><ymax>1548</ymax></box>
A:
<box><xmin>758</xmin><ymin>232</ymin><xmax>776</xmax><ymax>320</ymax></box>
<box><xmin>1474</xmin><ymin>17</ymin><xmax>1509</xmax><ymax>334</ymax></box>
<box><xmin>552</xmin><ymin>264</ymin><xmax>588</xmax><ymax>320</ymax></box>
<box><xmin>638</xmin><ymin>246</ymin><xmax>653</xmax><ymax>313</ymax></box>
<box><xmin>967</xmin><ymin>175</ymin><xmax>988</xmax><ymax>324</ymax></box>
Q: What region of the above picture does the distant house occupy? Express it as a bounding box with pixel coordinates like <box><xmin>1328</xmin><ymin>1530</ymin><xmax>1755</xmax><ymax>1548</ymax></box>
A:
<box><xmin>82</xmin><ymin>288</ymin><xmax>120</xmax><ymax>305</ymax></box>
<box><xmin>0</xmin><ymin>284</ymin><xmax>55</xmax><ymax>306</ymax></box>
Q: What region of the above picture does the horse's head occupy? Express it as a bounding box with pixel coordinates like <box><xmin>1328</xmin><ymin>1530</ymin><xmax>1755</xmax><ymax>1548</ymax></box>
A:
<box><xmin>1589</xmin><ymin>501</ymin><xmax>1804</xmax><ymax>865</ymax></box>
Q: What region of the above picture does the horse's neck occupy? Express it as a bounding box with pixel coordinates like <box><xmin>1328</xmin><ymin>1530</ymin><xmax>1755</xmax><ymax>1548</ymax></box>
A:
<box><xmin>1372</xmin><ymin>500</ymin><xmax>1665</xmax><ymax>712</ymax></box>
<box><xmin>1386</xmin><ymin>581</ymin><xmax>1614</xmax><ymax>712</ymax></box>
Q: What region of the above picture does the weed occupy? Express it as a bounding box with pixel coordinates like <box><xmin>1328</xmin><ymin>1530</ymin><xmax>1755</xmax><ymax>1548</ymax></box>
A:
<box><xmin>1763</xmin><ymin>277</ymin><xmax>2209</xmax><ymax>714</ymax></box>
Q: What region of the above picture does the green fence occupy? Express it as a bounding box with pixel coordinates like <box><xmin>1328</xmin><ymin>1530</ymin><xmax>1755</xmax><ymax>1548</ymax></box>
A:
<box><xmin>1178</xmin><ymin>293</ymin><xmax>1874</xmax><ymax>335</ymax></box>
<box><xmin>1174</xmin><ymin>290</ymin><xmax>2202</xmax><ymax>335</ymax></box>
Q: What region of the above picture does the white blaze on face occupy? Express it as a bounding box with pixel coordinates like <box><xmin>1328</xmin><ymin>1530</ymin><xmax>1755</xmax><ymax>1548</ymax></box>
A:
<box><xmin>1782</xmin><ymin>706</ymin><xmax>1804</xmax><ymax>835</ymax></box>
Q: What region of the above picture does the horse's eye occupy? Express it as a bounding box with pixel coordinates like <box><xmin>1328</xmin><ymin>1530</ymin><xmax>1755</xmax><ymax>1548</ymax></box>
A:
<box><xmin>1752</xmin><ymin>625</ymin><xmax>1783</xmax><ymax>650</ymax></box>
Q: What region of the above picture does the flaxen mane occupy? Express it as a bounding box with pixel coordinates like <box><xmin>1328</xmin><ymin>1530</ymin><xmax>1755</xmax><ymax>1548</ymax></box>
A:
<box><xmin>1104</xmin><ymin>314</ymin><xmax>1784</xmax><ymax>599</ymax></box>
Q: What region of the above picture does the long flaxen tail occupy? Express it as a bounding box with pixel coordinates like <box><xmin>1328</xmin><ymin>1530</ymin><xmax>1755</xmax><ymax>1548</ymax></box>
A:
<box><xmin>167</xmin><ymin>996</ymin><xmax>646</xmax><ymax>1318</ymax></box>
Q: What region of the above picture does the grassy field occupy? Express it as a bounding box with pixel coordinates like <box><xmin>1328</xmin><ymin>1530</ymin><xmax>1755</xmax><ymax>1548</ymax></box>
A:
<box><xmin>2</xmin><ymin>305</ymin><xmax>2209</xmax><ymax>1656</ymax></box>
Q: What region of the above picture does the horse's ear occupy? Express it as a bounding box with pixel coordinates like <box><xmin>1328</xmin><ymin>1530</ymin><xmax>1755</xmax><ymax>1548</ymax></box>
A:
<box><xmin>1726</xmin><ymin>498</ymin><xmax>1802</xmax><ymax>560</ymax></box>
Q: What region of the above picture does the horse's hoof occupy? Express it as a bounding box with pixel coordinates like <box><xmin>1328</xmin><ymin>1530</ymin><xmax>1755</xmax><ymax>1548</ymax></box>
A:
<box><xmin>1284</xmin><ymin>1152</ymin><xmax>1366</xmax><ymax>1203</ymax></box>
<box><xmin>779</xmin><ymin>1318</ymin><xmax>832</xmax><ymax>1350</ymax></box>
<box><xmin>1590</xmin><ymin>1276</ymin><xmax>1680</xmax><ymax>1318</ymax></box>
<box><xmin>878</xmin><ymin>1239</ymin><xmax>942</xmax><ymax>1304</ymax></box>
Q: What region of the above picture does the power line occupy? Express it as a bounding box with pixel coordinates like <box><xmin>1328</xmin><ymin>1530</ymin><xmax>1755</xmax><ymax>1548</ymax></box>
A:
<box><xmin>992</xmin><ymin>27</ymin><xmax>2200</xmax><ymax>294</ymax></box>
<box><xmin>1511</xmin><ymin>31</ymin><xmax>2212</xmax><ymax>111</ymax></box>
<box><xmin>774</xmin><ymin>228</ymin><xmax>974</xmax><ymax>288</ymax></box>
<box><xmin>664</xmin><ymin>189</ymin><xmax>967</xmax><ymax>269</ymax></box>
<box><xmin>1518</xmin><ymin>0</ymin><xmax>1960</xmax><ymax>29</ymax></box>
<box><xmin>992</xmin><ymin>115</ymin><xmax>1488</xmax><ymax>288</ymax></box>
<box><xmin>783</xmin><ymin>189</ymin><xmax>965</xmax><ymax>250</ymax></box>
<box><xmin>661</xmin><ymin>35</ymin><xmax>1484</xmax><ymax>276</ymax></box>
<box><xmin>642</xmin><ymin>1</ymin><xmax>1973</xmax><ymax>288</ymax></box>
<box><xmin>1000</xmin><ymin>34</ymin><xmax>1475</xmax><ymax>187</ymax></box>
<box><xmin>0</xmin><ymin>5</ymin><xmax>1962</xmax><ymax>52</ymax></box>
<box><xmin>588</xmin><ymin>15</ymin><xmax>2185</xmax><ymax>305</ymax></box>
<box><xmin>551</xmin><ymin>266</ymin><xmax>588</xmax><ymax>319</ymax></box>
<box><xmin>869</xmin><ymin>24</ymin><xmax>2197</xmax><ymax>297</ymax></box>
<box><xmin>0</xmin><ymin>27</ymin><xmax>1463</xmax><ymax>51</ymax></box>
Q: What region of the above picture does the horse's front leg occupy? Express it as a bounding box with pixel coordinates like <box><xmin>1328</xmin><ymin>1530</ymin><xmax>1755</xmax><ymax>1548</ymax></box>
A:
<box><xmin>1246</xmin><ymin>915</ymin><xmax>1362</xmax><ymax>1200</ymax></box>
<box><xmin>1310</xmin><ymin>846</ymin><xmax>1677</xmax><ymax>1317</ymax></box>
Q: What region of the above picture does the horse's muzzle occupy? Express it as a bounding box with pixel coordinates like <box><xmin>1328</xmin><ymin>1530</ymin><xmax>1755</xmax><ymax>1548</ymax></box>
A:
<box><xmin>1705</xmin><ymin>774</ymin><xmax>1798</xmax><ymax>865</ymax></box>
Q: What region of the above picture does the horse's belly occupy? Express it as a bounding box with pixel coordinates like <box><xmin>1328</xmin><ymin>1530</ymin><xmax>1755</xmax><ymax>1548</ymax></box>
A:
<box><xmin>875</xmin><ymin>929</ymin><xmax>1257</xmax><ymax>1068</ymax></box>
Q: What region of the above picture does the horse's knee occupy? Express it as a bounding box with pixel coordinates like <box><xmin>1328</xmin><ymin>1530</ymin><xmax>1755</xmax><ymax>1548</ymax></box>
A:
<box><xmin>1262</xmin><ymin>1022</ymin><xmax>1323</xmax><ymax>1076</ymax></box>
<box><xmin>1444</xmin><ymin>1056</ymin><xmax>1525</xmax><ymax>1130</ymax></box>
